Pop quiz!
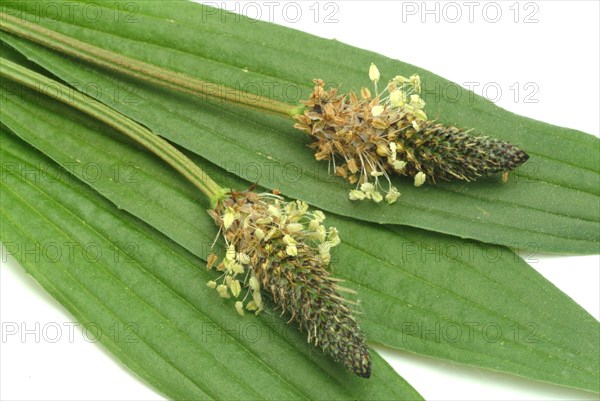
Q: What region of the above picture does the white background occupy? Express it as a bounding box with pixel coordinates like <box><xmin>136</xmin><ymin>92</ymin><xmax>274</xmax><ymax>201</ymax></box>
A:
<box><xmin>1</xmin><ymin>1</ymin><xmax>599</xmax><ymax>400</ymax></box>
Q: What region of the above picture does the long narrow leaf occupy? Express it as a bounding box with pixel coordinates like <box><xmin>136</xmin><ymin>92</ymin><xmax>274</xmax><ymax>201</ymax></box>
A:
<box><xmin>0</xmin><ymin>126</ymin><xmax>423</xmax><ymax>400</ymax></box>
<box><xmin>1</xmin><ymin>0</ymin><xmax>598</xmax><ymax>253</ymax></box>
<box><xmin>2</xmin><ymin>59</ymin><xmax>598</xmax><ymax>393</ymax></box>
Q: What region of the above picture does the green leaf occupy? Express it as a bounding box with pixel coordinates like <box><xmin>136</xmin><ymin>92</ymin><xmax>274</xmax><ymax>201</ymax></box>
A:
<box><xmin>2</xmin><ymin>62</ymin><xmax>598</xmax><ymax>393</ymax></box>
<box><xmin>0</xmin><ymin>126</ymin><xmax>424</xmax><ymax>400</ymax></box>
<box><xmin>2</xmin><ymin>0</ymin><xmax>599</xmax><ymax>253</ymax></box>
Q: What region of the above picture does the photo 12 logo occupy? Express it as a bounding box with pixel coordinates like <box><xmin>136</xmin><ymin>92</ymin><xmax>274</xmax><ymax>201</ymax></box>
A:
<box><xmin>1</xmin><ymin>1</ymin><xmax>139</xmax><ymax>24</ymax></box>
<box><xmin>1</xmin><ymin>321</ymin><xmax>139</xmax><ymax>344</ymax></box>
<box><xmin>421</xmin><ymin>81</ymin><xmax>540</xmax><ymax>105</ymax></box>
<box><xmin>201</xmin><ymin>1</ymin><xmax>340</xmax><ymax>23</ymax></box>
<box><xmin>2</xmin><ymin>241</ymin><xmax>139</xmax><ymax>264</ymax></box>
<box><xmin>400</xmin><ymin>1</ymin><xmax>540</xmax><ymax>24</ymax></box>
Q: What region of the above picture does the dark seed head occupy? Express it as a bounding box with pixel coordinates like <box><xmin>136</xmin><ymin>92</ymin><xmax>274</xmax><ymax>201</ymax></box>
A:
<box><xmin>294</xmin><ymin>77</ymin><xmax>530</xmax><ymax>196</ymax></box>
<box><xmin>401</xmin><ymin>122</ymin><xmax>530</xmax><ymax>182</ymax></box>
<box><xmin>209</xmin><ymin>191</ymin><xmax>371</xmax><ymax>378</ymax></box>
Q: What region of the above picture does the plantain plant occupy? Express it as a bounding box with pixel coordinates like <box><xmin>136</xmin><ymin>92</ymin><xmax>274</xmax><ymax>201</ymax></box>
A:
<box><xmin>1</xmin><ymin>1</ymin><xmax>598</xmax><ymax>400</ymax></box>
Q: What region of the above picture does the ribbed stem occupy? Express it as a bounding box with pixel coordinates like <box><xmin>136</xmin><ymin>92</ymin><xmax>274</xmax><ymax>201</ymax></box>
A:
<box><xmin>1</xmin><ymin>57</ymin><xmax>227</xmax><ymax>205</ymax></box>
<box><xmin>0</xmin><ymin>12</ymin><xmax>300</xmax><ymax>118</ymax></box>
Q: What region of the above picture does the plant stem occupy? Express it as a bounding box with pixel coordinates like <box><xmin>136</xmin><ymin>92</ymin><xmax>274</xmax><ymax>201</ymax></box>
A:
<box><xmin>0</xmin><ymin>12</ymin><xmax>303</xmax><ymax>118</ymax></box>
<box><xmin>0</xmin><ymin>57</ymin><xmax>228</xmax><ymax>206</ymax></box>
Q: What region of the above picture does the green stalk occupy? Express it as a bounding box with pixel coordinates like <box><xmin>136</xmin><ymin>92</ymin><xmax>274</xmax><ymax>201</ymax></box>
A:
<box><xmin>0</xmin><ymin>12</ymin><xmax>303</xmax><ymax>117</ymax></box>
<box><xmin>0</xmin><ymin>57</ymin><xmax>228</xmax><ymax>206</ymax></box>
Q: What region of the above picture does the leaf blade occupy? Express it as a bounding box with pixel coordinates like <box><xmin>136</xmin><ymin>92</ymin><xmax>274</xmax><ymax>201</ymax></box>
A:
<box><xmin>1</xmin><ymin>0</ymin><xmax>599</xmax><ymax>253</ymax></box>
<box><xmin>0</xmin><ymin>127</ymin><xmax>423</xmax><ymax>400</ymax></box>
<box><xmin>2</xmin><ymin>66</ymin><xmax>598</xmax><ymax>393</ymax></box>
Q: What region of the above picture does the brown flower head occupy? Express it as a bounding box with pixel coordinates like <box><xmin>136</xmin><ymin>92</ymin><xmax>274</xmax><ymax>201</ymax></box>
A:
<box><xmin>294</xmin><ymin>64</ymin><xmax>529</xmax><ymax>203</ymax></box>
<box><xmin>208</xmin><ymin>190</ymin><xmax>371</xmax><ymax>378</ymax></box>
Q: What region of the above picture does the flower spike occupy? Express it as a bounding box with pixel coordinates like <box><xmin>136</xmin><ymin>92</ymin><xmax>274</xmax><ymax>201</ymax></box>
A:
<box><xmin>294</xmin><ymin>65</ymin><xmax>529</xmax><ymax>204</ymax></box>
<box><xmin>208</xmin><ymin>190</ymin><xmax>371</xmax><ymax>378</ymax></box>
